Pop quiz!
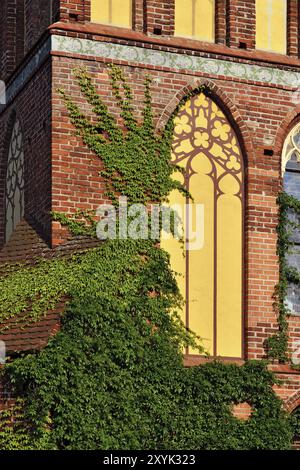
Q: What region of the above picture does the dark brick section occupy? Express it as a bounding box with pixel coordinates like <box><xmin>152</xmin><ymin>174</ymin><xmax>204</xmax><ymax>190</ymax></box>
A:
<box><xmin>52</xmin><ymin>0</ymin><xmax>61</xmax><ymax>23</ymax></box>
<box><xmin>0</xmin><ymin>218</ymin><xmax>100</xmax><ymax>265</ymax></box>
<box><xmin>24</xmin><ymin>0</ymin><xmax>52</xmax><ymax>55</ymax></box>
<box><xmin>0</xmin><ymin>59</ymin><xmax>52</xmax><ymax>247</ymax></box>
<box><xmin>16</xmin><ymin>0</ymin><xmax>25</xmax><ymax>66</ymax></box>
<box><xmin>0</xmin><ymin>1</ymin><xmax>83</xmax><ymax>83</ymax></box>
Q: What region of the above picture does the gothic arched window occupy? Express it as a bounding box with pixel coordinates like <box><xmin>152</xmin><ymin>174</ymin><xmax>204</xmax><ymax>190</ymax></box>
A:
<box><xmin>5</xmin><ymin>119</ymin><xmax>25</xmax><ymax>242</ymax></box>
<box><xmin>91</xmin><ymin>1</ymin><xmax>132</xmax><ymax>29</ymax></box>
<box><xmin>256</xmin><ymin>0</ymin><xmax>287</xmax><ymax>54</ymax></box>
<box><xmin>282</xmin><ymin>123</ymin><xmax>300</xmax><ymax>315</ymax></box>
<box><xmin>162</xmin><ymin>93</ymin><xmax>244</xmax><ymax>358</ymax></box>
<box><xmin>175</xmin><ymin>0</ymin><xmax>215</xmax><ymax>43</ymax></box>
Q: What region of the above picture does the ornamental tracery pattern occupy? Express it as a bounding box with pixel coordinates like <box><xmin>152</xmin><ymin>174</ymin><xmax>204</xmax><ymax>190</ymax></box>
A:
<box><xmin>5</xmin><ymin>119</ymin><xmax>25</xmax><ymax>242</ymax></box>
<box><xmin>172</xmin><ymin>93</ymin><xmax>243</xmax><ymax>198</ymax></box>
<box><xmin>169</xmin><ymin>92</ymin><xmax>244</xmax><ymax>358</ymax></box>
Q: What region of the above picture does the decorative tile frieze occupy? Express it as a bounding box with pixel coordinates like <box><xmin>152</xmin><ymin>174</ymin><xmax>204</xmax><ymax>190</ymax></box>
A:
<box><xmin>52</xmin><ymin>35</ymin><xmax>300</xmax><ymax>88</ymax></box>
<box><xmin>2</xmin><ymin>34</ymin><xmax>300</xmax><ymax>111</ymax></box>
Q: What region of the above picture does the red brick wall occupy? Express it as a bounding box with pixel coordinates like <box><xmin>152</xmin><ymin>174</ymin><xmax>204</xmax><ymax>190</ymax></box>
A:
<box><xmin>215</xmin><ymin>0</ymin><xmax>227</xmax><ymax>45</ymax></box>
<box><xmin>226</xmin><ymin>0</ymin><xmax>256</xmax><ymax>50</ymax></box>
<box><xmin>143</xmin><ymin>0</ymin><xmax>175</xmax><ymax>36</ymax></box>
<box><xmin>0</xmin><ymin>3</ymin><xmax>299</xmax><ymax>360</ymax></box>
<box><xmin>59</xmin><ymin>0</ymin><xmax>90</xmax><ymax>22</ymax></box>
<box><xmin>0</xmin><ymin>0</ymin><xmax>18</xmax><ymax>82</ymax></box>
<box><xmin>232</xmin><ymin>402</ymin><xmax>252</xmax><ymax>420</ymax></box>
<box><xmin>287</xmin><ymin>0</ymin><xmax>299</xmax><ymax>57</ymax></box>
<box><xmin>0</xmin><ymin>0</ymin><xmax>55</xmax><ymax>82</ymax></box>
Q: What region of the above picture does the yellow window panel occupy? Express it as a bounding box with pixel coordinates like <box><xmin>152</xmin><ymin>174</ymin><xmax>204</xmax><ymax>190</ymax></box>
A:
<box><xmin>188</xmin><ymin>166</ymin><xmax>214</xmax><ymax>355</ymax></box>
<box><xmin>256</xmin><ymin>0</ymin><xmax>287</xmax><ymax>54</ymax></box>
<box><xmin>217</xmin><ymin>192</ymin><xmax>242</xmax><ymax>358</ymax></box>
<box><xmin>175</xmin><ymin>0</ymin><xmax>215</xmax><ymax>42</ymax></box>
<box><xmin>91</xmin><ymin>0</ymin><xmax>132</xmax><ymax>29</ymax></box>
<box><xmin>165</xmin><ymin>93</ymin><xmax>244</xmax><ymax>358</ymax></box>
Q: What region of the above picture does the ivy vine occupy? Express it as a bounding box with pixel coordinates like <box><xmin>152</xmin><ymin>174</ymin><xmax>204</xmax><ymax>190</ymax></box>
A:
<box><xmin>58</xmin><ymin>65</ymin><xmax>190</xmax><ymax>207</ymax></box>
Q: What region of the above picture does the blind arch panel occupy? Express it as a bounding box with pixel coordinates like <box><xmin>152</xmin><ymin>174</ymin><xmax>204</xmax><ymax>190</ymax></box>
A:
<box><xmin>162</xmin><ymin>94</ymin><xmax>244</xmax><ymax>357</ymax></box>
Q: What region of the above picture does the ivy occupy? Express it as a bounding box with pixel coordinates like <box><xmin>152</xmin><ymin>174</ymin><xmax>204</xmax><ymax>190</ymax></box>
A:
<box><xmin>0</xmin><ymin>400</ymin><xmax>34</xmax><ymax>450</ymax></box>
<box><xmin>51</xmin><ymin>210</ymin><xmax>98</xmax><ymax>237</ymax></box>
<box><xmin>3</xmin><ymin>323</ymin><xmax>293</xmax><ymax>449</ymax></box>
<box><xmin>266</xmin><ymin>191</ymin><xmax>300</xmax><ymax>362</ymax></box>
<box><xmin>58</xmin><ymin>65</ymin><xmax>189</xmax><ymax>207</ymax></box>
<box><xmin>0</xmin><ymin>67</ymin><xmax>294</xmax><ymax>449</ymax></box>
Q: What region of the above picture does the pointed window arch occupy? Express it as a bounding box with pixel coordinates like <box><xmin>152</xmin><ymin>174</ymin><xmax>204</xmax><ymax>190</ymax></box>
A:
<box><xmin>5</xmin><ymin>118</ymin><xmax>25</xmax><ymax>243</ymax></box>
<box><xmin>162</xmin><ymin>93</ymin><xmax>244</xmax><ymax>358</ymax></box>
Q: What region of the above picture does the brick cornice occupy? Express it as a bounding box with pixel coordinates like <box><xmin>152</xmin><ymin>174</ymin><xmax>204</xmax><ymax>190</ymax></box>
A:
<box><xmin>268</xmin><ymin>364</ymin><xmax>300</xmax><ymax>375</ymax></box>
<box><xmin>184</xmin><ymin>357</ymin><xmax>300</xmax><ymax>377</ymax></box>
<box><xmin>184</xmin><ymin>356</ymin><xmax>245</xmax><ymax>367</ymax></box>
